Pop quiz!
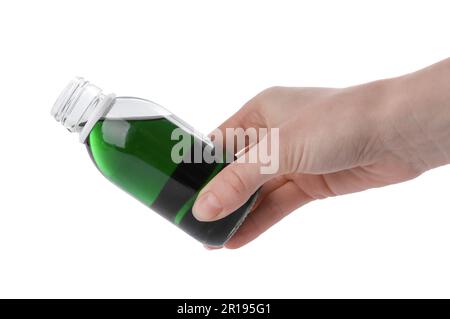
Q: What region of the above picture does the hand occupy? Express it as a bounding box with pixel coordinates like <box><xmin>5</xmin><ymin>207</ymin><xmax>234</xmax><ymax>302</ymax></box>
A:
<box><xmin>193</xmin><ymin>58</ymin><xmax>450</xmax><ymax>249</ymax></box>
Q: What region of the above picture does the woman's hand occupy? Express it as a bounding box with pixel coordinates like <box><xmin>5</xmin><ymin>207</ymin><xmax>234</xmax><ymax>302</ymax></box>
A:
<box><xmin>193</xmin><ymin>58</ymin><xmax>450</xmax><ymax>249</ymax></box>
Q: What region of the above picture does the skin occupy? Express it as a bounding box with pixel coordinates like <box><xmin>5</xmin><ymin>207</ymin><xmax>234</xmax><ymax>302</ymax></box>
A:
<box><xmin>192</xmin><ymin>58</ymin><xmax>450</xmax><ymax>249</ymax></box>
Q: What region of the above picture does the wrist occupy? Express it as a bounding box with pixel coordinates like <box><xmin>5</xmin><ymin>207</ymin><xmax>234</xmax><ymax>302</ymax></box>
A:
<box><xmin>381</xmin><ymin>60</ymin><xmax>450</xmax><ymax>172</ymax></box>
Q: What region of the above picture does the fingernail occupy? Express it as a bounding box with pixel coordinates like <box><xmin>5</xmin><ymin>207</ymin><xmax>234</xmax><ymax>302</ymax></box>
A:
<box><xmin>192</xmin><ymin>192</ymin><xmax>222</xmax><ymax>221</ymax></box>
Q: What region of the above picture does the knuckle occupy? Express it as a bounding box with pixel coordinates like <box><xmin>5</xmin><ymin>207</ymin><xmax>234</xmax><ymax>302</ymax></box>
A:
<box><xmin>263</xmin><ymin>86</ymin><xmax>284</xmax><ymax>96</ymax></box>
<box><xmin>223</xmin><ymin>167</ymin><xmax>248</xmax><ymax>196</ymax></box>
<box><xmin>266</xmin><ymin>197</ymin><xmax>286</xmax><ymax>221</ymax></box>
<box><xmin>253</xmin><ymin>86</ymin><xmax>283</xmax><ymax>104</ymax></box>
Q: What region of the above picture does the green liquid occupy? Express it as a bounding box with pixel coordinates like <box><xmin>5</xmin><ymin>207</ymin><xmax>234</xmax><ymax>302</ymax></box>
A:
<box><xmin>86</xmin><ymin>117</ymin><xmax>257</xmax><ymax>246</ymax></box>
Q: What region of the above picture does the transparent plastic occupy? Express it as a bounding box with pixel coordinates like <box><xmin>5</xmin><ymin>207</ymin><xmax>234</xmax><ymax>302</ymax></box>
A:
<box><xmin>52</xmin><ymin>78</ymin><xmax>258</xmax><ymax>246</ymax></box>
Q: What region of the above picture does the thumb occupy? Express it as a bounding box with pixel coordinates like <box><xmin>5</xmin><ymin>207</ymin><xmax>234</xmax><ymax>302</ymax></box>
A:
<box><xmin>192</xmin><ymin>145</ymin><xmax>274</xmax><ymax>221</ymax></box>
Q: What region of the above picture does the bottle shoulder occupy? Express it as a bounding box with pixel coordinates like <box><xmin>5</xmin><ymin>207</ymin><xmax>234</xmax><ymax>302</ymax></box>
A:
<box><xmin>103</xmin><ymin>96</ymin><xmax>171</xmax><ymax>121</ymax></box>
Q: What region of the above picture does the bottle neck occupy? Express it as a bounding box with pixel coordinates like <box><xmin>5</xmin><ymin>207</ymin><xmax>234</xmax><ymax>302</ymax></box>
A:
<box><xmin>51</xmin><ymin>77</ymin><xmax>115</xmax><ymax>143</ymax></box>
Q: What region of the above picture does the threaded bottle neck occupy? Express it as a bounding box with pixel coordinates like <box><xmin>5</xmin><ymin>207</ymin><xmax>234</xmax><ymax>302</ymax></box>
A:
<box><xmin>51</xmin><ymin>77</ymin><xmax>115</xmax><ymax>142</ymax></box>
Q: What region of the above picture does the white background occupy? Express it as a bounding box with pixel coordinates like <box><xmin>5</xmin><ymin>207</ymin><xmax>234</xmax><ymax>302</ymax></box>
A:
<box><xmin>0</xmin><ymin>0</ymin><xmax>449</xmax><ymax>298</ymax></box>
